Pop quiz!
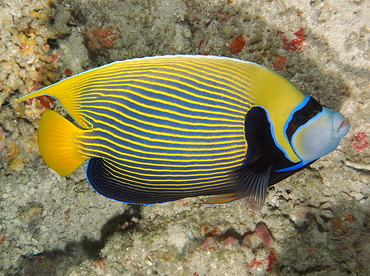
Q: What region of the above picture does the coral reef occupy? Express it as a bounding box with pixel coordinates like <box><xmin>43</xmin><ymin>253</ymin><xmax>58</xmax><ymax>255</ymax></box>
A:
<box><xmin>0</xmin><ymin>0</ymin><xmax>369</xmax><ymax>275</ymax></box>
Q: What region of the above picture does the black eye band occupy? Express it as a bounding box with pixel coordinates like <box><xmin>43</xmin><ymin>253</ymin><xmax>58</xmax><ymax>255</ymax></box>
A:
<box><xmin>286</xmin><ymin>97</ymin><xmax>323</xmax><ymax>142</ymax></box>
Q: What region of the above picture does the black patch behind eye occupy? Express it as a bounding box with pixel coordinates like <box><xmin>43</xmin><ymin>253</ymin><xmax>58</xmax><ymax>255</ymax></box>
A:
<box><xmin>292</xmin><ymin>110</ymin><xmax>309</xmax><ymax>125</ymax></box>
<box><xmin>243</xmin><ymin>106</ymin><xmax>313</xmax><ymax>188</ymax></box>
<box><xmin>286</xmin><ymin>97</ymin><xmax>322</xmax><ymax>142</ymax></box>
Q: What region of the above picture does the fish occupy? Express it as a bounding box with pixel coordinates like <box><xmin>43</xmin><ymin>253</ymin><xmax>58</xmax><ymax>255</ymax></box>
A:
<box><xmin>9</xmin><ymin>55</ymin><xmax>350</xmax><ymax>206</ymax></box>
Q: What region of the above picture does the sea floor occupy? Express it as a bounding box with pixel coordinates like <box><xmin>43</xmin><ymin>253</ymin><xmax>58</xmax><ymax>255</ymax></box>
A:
<box><xmin>0</xmin><ymin>0</ymin><xmax>369</xmax><ymax>275</ymax></box>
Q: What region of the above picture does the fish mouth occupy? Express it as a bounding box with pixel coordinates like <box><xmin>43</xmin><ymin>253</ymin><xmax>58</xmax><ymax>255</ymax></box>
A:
<box><xmin>338</xmin><ymin>117</ymin><xmax>349</xmax><ymax>131</ymax></box>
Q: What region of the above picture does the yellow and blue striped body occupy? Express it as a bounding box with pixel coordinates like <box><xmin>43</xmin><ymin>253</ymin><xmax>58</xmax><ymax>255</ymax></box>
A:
<box><xmin>75</xmin><ymin>58</ymin><xmax>253</xmax><ymax>202</ymax></box>
<box><xmin>10</xmin><ymin>55</ymin><xmax>350</xmax><ymax>205</ymax></box>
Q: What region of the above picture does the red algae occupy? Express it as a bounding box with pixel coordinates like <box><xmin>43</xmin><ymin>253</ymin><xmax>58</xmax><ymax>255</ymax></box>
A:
<box><xmin>64</xmin><ymin>68</ymin><xmax>73</xmax><ymax>77</ymax></box>
<box><xmin>27</xmin><ymin>95</ymin><xmax>55</xmax><ymax>109</ymax></box>
<box><xmin>86</xmin><ymin>27</ymin><xmax>118</xmax><ymax>52</ymax></box>
<box><xmin>247</xmin><ymin>258</ymin><xmax>263</xmax><ymax>268</ymax></box>
<box><xmin>350</xmin><ymin>132</ymin><xmax>369</xmax><ymax>153</ymax></box>
<box><xmin>230</xmin><ymin>34</ymin><xmax>246</xmax><ymax>54</ymax></box>
<box><xmin>272</xmin><ymin>55</ymin><xmax>287</xmax><ymax>71</ymax></box>
<box><xmin>266</xmin><ymin>250</ymin><xmax>277</xmax><ymax>272</ymax></box>
<box><xmin>278</xmin><ymin>28</ymin><xmax>306</xmax><ymax>52</ymax></box>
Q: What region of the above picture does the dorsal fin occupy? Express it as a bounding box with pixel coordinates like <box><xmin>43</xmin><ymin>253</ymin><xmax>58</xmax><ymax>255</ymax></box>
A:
<box><xmin>7</xmin><ymin>70</ymin><xmax>98</xmax><ymax>129</ymax></box>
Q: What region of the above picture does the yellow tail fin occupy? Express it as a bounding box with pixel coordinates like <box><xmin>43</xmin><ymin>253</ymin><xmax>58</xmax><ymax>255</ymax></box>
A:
<box><xmin>38</xmin><ymin>109</ymin><xmax>88</xmax><ymax>176</ymax></box>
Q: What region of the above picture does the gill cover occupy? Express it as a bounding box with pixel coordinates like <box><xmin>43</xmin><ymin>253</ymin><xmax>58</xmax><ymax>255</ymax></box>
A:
<box><xmin>292</xmin><ymin>107</ymin><xmax>350</xmax><ymax>162</ymax></box>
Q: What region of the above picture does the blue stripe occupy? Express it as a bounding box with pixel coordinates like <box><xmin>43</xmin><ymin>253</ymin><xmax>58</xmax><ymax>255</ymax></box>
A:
<box><xmin>80</xmin><ymin>84</ymin><xmax>248</xmax><ymax>117</ymax></box>
<box><xmin>259</xmin><ymin>95</ymin><xmax>311</xmax><ymax>163</ymax></box>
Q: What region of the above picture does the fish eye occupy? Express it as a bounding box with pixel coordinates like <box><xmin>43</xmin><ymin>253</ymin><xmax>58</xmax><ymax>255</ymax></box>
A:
<box><xmin>292</xmin><ymin>110</ymin><xmax>309</xmax><ymax>125</ymax></box>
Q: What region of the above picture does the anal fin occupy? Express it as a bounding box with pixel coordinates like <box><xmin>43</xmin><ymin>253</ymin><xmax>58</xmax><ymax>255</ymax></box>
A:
<box><xmin>203</xmin><ymin>193</ymin><xmax>240</xmax><ymax>204</ymax></box>
<box><xmin>86</xmin><ymin>158</ymin><xmax>189</xmax><ymax>204</ymax></box>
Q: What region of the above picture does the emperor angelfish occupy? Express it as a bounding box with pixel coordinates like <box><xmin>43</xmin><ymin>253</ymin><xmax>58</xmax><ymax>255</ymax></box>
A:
<box><xmin>10</xmin><ymin>55</ymin><xmax>350</xmax><ymax>207</ymax></box>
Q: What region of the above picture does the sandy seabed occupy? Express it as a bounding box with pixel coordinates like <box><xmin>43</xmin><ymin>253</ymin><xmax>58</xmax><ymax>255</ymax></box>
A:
<box><xmin>0</xmin><ymin>0</ymin><xmax>369</xmax><ymax>275</ymax></box>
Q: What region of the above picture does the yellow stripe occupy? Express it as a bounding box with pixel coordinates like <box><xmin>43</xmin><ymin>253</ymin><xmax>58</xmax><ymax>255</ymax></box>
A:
<box><xmin>80</xmin><ymin>65</ymin><xmax>253</xmax><ymax>107</ymax></box>
<box><xmin>82</xmin><ymin>100</ymin><xmax>241</xmax><ymax>128</ymax></box>
<box><xmin>179</xmin><ymin>59</ymin><xmax>253</xmax><ymax>84</ymax></box>
<box><xmin>83</xmin><ymin>113</ymin><xmax>246</xmax><ymax>145</ymax></box>
<box><xmin>80</xmin><ymin>87</ymin><xmax>245</xmax><ymax>118</ymax></box>
<box><xmin>153</xmin><ymin>63</ymin><xmax>253</xmax><ymax>102</ymax></box>
<box><xmin>104</xmin><ymin>176</ymin><xmax>233</xmax><ymax>191</ymax></box>
<box><xmin>80</xmin><ymin>128</ymin><xmax>245</xmax><ymax>152</ymax></box>
<box><xmin>203</xmin><ymin>193</ymin><xmax>240</xmax><ymax>204</ymax></box>
<box><xmin>80</xmin><ymin>93</ymin><xmax>242</xmax><ymax>123</ymax></box>
<box><xmin>163</xmin><ymin>58</ymin><xmax>253</xmax><ymax>83</ymax></box>
<box><xmin>84</xmin><ymin>151</ymin><xmax>244</xmax><ymax>173</ymax></box>
<box><xmin>102</xmin><ymin>162</ymin><xmax>234</xmax><ymax>190</ymax></box>
<box><xmin>156</xmin><ymin>57</ymin><xmax>254</xmax><ymax>80</ymax></box>
<box><xmin>80</xmin><ymin>80</ymin><xmax>248</xmax><ymax>115</ymax></box>
<box><xmin>79</xmin><ymin>144</ymin><xmax>245</xmax><ymax>169</ymax></box>
<box><xmin>82</xmin><ymin>58</ymin><xmax>254</xmax><ymax>101</ymax></box>
<box><xmin>81</xmin><ymin>63</ymin><xmax>254</xmax><ymax>103</ymax></box>
<box><xmin>123</xmin><ymin>73</ymin><xmax>251</xmax><ymax>108</ymax></box>
<box><xmin>78</xmin><ymin>140</ymin><xmax>246</xmax><ymax>163</ymax></box>
<box><xmin>102</xmin><ymin>158</ymin><xmax>236</xmax><ymax>178</ymax></box>
<box><xmin>82</xmin><ymin>109</ymin><xmax>243</xmax><ymax>134</ymax></box>
<box><xmin>79</xmin><ymin>134</ymin><xmax>245</xmax><ymax>157</ymax></box>
<box><xmin>103</xmin><ymin>160</ymin><xmax>233</xmax><ymax>185</ymax></box>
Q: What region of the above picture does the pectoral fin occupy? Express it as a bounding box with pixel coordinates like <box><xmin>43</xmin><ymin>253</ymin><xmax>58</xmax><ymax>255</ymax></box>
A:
<box><xmin>205</xmin><ymin>160</ymin><xmax>272</xmax><ymax>209</ymax></box>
